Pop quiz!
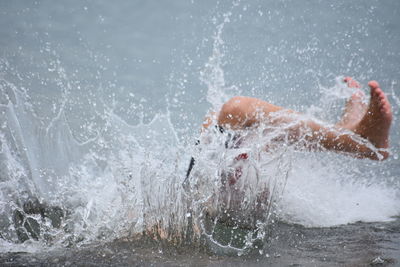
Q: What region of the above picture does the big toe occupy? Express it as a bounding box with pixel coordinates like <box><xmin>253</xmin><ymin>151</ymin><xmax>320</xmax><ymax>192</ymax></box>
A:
<box><xmin>368</xmin><ymin>80</ymin><xmax>380</xmax><ymax>90</ymax></box>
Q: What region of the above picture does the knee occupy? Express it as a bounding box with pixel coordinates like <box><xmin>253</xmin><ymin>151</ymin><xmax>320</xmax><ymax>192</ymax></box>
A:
<box><xmin>218</xmin><ymin>96</ymin><xmax>248</xmax><ymax>126</ymax></box>
<box><xmin>221</xmin><ymin>96</ymin><xmax>247</xmax><ymax>113</ymax></box>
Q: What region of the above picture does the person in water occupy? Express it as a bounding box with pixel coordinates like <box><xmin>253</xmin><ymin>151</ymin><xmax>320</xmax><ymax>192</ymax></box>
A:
<box><xmin>201</xmin><ymin>77</ymin><xmax>392</xmax><ymax>161</ymax></box>
<box><xmin>185</xmin><ymin>77</ymin><xmax>392</xmax><ymax>185</ymax></box>
<box><xmin>181</xmin><ymin>76</ymin><xmax>393</xmax><ymax>232</ymax></box>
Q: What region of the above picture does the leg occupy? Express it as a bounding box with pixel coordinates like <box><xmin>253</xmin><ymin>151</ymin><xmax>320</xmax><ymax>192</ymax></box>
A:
<box><xmin>217</xmin><ymin>79</ymin><xmax>392</xmax><ymax>160</ymax></box>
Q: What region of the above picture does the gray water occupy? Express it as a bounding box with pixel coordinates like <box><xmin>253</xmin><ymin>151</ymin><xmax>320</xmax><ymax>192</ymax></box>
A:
<box><xmin>1</xmin><ymin>0</ymin><xmax>400</xmax><ymax>266</ymax></box>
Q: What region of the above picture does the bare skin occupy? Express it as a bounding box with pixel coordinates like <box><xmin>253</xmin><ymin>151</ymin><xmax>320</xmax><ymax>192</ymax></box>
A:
<box><xmin>353</xmin><ymin>81</ymin><xmax>392</xmax><ymax>150</ymax></box>
<box><xmin>214</xmin><ymin>78</ymin><xmax>392</xmax><ymax>160</ymax></box>
<box><xmin>336</xmin><ymin>77</ymin><xmax>368</xmax><ymax>131</ymax></box>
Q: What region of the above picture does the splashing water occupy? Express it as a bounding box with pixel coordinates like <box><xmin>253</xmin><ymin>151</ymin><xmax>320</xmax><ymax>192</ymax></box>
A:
<box><xmin>0</xmin><ymin>1</ymin><xmax>399</xmax><ymax>258</ymax></box>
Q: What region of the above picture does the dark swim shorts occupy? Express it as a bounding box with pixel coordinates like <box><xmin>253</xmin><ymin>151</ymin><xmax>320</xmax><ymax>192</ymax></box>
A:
<box><xmin>183</xmin><ymin>125</ymin><xmax>248</xmax><ymax>186</ymax></box>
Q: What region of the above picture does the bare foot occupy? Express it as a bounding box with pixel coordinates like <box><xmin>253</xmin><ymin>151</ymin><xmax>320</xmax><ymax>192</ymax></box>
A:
<box><xmin>343</xmin><ymin>76</ymin><xmax>361</xmax><ymax>88</ymax></box>
<box><xmin>336</xmin><ymin>77</ymin><xmax>368</xmax><ymax>131</ymax></box>
<box><xmin>354</xmin><ymin>80</ymin><xmax>392</xmax><ymax>156</ymax></box>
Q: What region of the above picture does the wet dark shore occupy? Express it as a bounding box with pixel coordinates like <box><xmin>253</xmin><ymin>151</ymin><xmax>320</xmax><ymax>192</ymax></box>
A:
<box><xmin>1</xmin><ymin>217</ymin><xmax>399</xmax><ymax>266</ymax></box>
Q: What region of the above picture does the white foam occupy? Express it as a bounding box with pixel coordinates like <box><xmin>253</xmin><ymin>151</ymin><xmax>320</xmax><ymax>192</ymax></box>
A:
<box><xmin>278</xmin><ymin>154</ymin><xmax>400</xmax><ymax>227</ymax></box>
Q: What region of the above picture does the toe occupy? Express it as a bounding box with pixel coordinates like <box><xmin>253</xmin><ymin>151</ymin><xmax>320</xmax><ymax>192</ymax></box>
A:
<box><xmin>368</xmin><ymin>80</ymin><xmax>380</xmax><ymax>89</ymax></box>
<box><xmin>374</xmin><ymin>88</ymin><xmax>384</xmax><ymax>98</ymax></box>
<box><xmin>344</xmin><ymin>76</ymin><xmax>360</xmax><ymax>88</ymax></box>
<box><xmin>383</xmin><ymin>102</ymin><xmax>391</xmax><ymax>112</ymax></box>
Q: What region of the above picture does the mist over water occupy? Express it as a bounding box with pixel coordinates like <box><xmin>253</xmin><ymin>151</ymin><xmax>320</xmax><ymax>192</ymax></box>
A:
<box><xmin>0</xmin><ymin>0</ymin><xmax>400</xmax><ymax>260</ymax></box>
